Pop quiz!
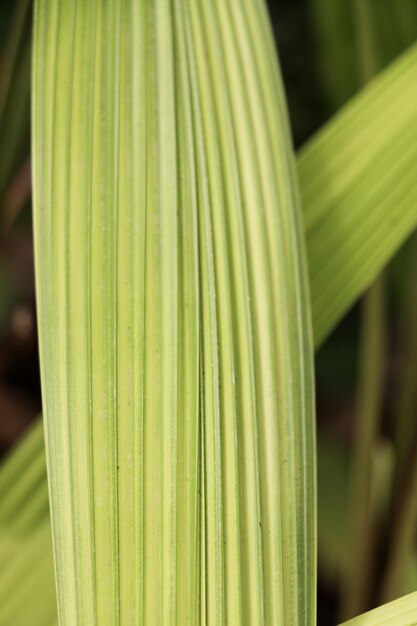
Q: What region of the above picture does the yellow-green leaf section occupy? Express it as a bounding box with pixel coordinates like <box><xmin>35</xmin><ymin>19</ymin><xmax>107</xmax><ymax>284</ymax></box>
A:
<box><xmin>301</xmin><ymin>41</ymin><xmax>417</xmax><ymax>346</ymax></box>
<box><xmin>0</xmin><ymin>421</ymin><xmax>55</xmax><ymax>626</ymax></box>
<box><xmin>339</xmin><ymin>591</ymin><xmax>417</xmax><ymax>625</ymax></box>
<box><xmin>4</xmin><ymin>17</ymin><xmax>417</xmax><ymax>626</ymax></box>
<box><xmin>32</xmin><ymin>1</ymin><xmax>315</xmax><ymax>625</ymax></box>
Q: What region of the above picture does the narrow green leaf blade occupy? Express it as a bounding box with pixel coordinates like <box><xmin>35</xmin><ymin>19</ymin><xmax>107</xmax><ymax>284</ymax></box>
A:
<box><xmin>339</xmin><ymin>591</ymin><xmax>417</xmax><ymax>625</ymax></box>
<box><xmin>0</xmin><ymin>422</ymin><xmax>55</xmax><ymax>626</ymax></box>
<box><xmin>301</xmin><ymin>41</ymin><xmax>417</xmax><ymax>346</ymax></box>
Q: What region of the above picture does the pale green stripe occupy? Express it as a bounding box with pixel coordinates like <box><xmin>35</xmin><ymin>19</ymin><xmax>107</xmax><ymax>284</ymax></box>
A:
<box><xmin>172</xmin><ymin>5</ymin><xmax>200</xmax><ymax>624</ymax></box>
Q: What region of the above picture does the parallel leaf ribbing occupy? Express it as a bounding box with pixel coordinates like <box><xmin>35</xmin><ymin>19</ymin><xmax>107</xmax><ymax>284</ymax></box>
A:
<box><xmin>0</xmin><ymin>420</ymin><xmax>49</xmax><ymax>548</ymax></box>
<box><xmin>339</xmin><ymin>591</ymin><xmax>417</xmax><ymax>626</ymax></box>
<box><xmin>0</xmin><ymin>423</ymin><xmax>55</xmax><ymax>626</ymax></box>
<box><xmin>0</xmin><ymin>523</ymin><xmax>56</xmax><ymax>626</ymax></box>
<box><xmin>33</xmin><ymin>1</ymin><xmax>199</xmax><ymax>624</ymax></box>
<box><xmin>301</xmin><ymin>41</ymin><xmax>417</xmax><ymax>346</ymax></box>
<box><xmin>186</xmin><ymin>2</ymin><xmax>315</xmax><ymax>622</ymax></box>
<box><xmin>33</xmin><ymin>0</ymin><xmax>315</xmax><ymax>624</ymax></box>
<box><xmin>5</xmin><ymin>29</ymin><xmax>417</xmax><ymax>625</ymax></box>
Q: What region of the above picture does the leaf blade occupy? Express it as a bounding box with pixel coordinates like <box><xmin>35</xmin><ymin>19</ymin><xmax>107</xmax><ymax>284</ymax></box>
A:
<box><xmin>32</xmin><ymin>0</ymin><xmax>315</xmax><ymax>624</ymax></box>
<box><xmin>339</xmin><ymin>591</ymin><xmax>417</xmax><ymax>625</ymax></box>
<box><xmin>301</xmin><ymin>42</ymin><xmax>417</xmax><ymax>346</ymax></box>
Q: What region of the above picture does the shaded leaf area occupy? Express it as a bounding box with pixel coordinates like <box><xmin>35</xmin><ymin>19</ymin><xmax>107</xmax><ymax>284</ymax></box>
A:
<box><xmin>310</xmin><ymin>0</ymin><xmax>417</xmax><ymax>112</ymax></box>
<box><xmin>339</xmin><ymin>590</ymin><xmax>417</xmax><ymax>626</ymax></box>
<box><xmin>0</xmin><ymin>422</ymin><xmax>55</xmax><ymax>626</ymax></box>
<box><xmin>0</xmin><ymin>0</ymin><xmax>31</xmax><ymax>200</ymax></box>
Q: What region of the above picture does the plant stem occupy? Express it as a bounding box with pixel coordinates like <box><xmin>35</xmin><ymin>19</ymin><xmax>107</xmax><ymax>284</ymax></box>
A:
<box><xmin>340</xmin><ymin>1</ymin><xmax>386</xmax><ymax>619</ymax></box>
<box><xmin>394</xmin><ymin>237</ymin><xmax>417</xmax><ymax>481</ymax></box>
<box><xmin>352</xmin><ymin>0</ymin><xmax>378</xmax><ymax>84</ymax></box>
<box><xmin>381</xmin><ymin>234</ymin><xmax>417</xmax><ymax>601</ymax></box>
<box><xmin>341</xmin><ymin>276</ymin><xmax>386</xmax><ymax>620</ymax></box>
<box><xmin>381</xmin><ymin>445</ymin><xmax>417</xmax><ymax>602</ymax></box>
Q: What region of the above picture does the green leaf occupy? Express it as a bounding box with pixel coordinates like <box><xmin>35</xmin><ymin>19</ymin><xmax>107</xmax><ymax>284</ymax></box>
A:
<box><xmin>339</xmin><ymin>591</ymin><xmax>417</xmax><ymax>625</ymax></box>
<box><xmin>316</xmin><ymin>430</ymin><xmax>349</xmax><ymax>586</ymax></box>
<box><xmin>301</xmin><ymin>41</ymin><xmax>417</xmax><ymax>347</ymax></box>
<box><xmin>0</xmin><ymin>421</ymin><xmax>55</xmax><ymax>626</ymax></box>
<box><xmin>4</xmin><ymin>20</ymin><xmax>417</xmax><ymax>623</ymax></box>
<box><xmin>32</xmin><ymin>1</ymin><xmax>315</xmax><ymax>624</ymax></box>
<box><xmin>317</xmin><ymin>430</ymin><xmax>395</xmax><ymax>592</ymax></box>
